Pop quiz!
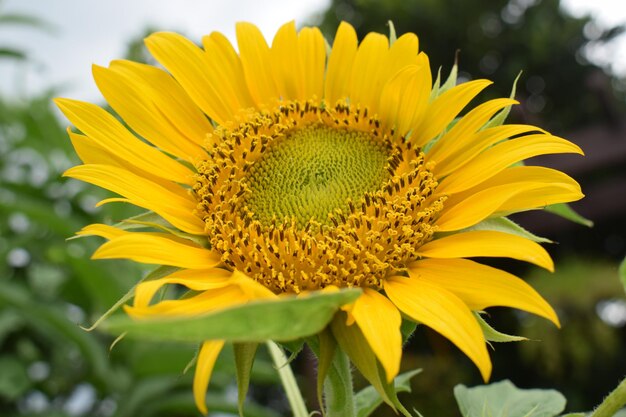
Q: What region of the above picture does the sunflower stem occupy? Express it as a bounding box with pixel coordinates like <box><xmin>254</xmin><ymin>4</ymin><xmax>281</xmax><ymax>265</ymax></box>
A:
<box><xmin>324</xmin><ymin>347</ymin><xmax>356</xmax><ymax>417</ymax></box>
<box><xmin>266</xmin><ymin>341</ymin><xmax>309</xmax><ymax>417</ymax></box>
<box><xmin>591</xmin><ymin>377</ymin><xmax>626</xmax><ymax>417</ymax></box>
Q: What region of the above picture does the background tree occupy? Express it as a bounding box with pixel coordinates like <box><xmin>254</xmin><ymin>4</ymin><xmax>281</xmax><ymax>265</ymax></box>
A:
<box><xmin>313</xmin><ymin>0</ymin><xmax>625</xmax><ymax>133</ymax></box>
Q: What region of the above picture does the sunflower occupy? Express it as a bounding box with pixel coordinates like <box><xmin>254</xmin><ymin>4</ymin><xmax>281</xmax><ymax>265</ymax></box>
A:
<box><xmin>56</xmin><ymin>21</ymin><xmax>583</xmax><ymax>414</ymax></box>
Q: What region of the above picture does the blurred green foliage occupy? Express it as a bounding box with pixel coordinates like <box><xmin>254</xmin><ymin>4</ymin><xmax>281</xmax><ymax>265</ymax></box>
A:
<box><xmin>0</xmin><ymin>10</ymin><xmax>281</xmax><ymax>417</ymax></box>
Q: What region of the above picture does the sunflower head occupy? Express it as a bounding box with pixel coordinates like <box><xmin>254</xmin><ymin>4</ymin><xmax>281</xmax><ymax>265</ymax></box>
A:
<box><xmin>194</xmin><ymin>99</ymin><xmax>443</xmax><ymax>293</ymax></box>
<box><xmin>56</xmin><ymin>20</ymin><xmax>584</xmax><ymax>415</ymax></box>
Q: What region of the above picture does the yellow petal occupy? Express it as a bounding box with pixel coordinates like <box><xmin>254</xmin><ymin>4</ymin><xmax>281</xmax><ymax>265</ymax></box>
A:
<box><xmin>349</xmin><ymin>32</ymin><xmax>389</xmax><ymax>110</ymax></box>
<box><xmin>202</xmin><ymin>32</ymin><xmax>254</xmax><ymax>108</ymax></box>
<box><xmin>270</xmin><ymin>21</ymin><xmax>300</xmax><ymax>100</ymax></box>
<box><xmin>297</xmin><ymin>26</ymin><xmax>326</xmax><ymax>100</ymax></box>
<box><xmin>95</xmin><ymin>197</ymin><xmax>130</xmax><ymax>207</ymax></box>
<box><xmin>434</xmin><ymin>124</ymin><xmax>545</xmax><ymax>178</ymax></box>
<box><xmin>55</xmin><ymin>98</ymin><xmax>194</xmax><ymax>185</ymax></box>
<box><xmin>408</xmin><ymin>258</ymin><xmax>559</xmax><ymax>326</ymax></box>
<box><xmin>384</xmin><ymin>33</ymin><xmax>420</xmax><ymax>77</ymax></box>
<box><xmin>64</xmin><ymin>164</ymin><xmax>205</xmax><ymax>235</ymax></box>
<box><xmin>495</xmin><ymin>185</ymin><xmax>583</xmax><ymax>215</ymax></box>
<box><xmin>427</xmin><ymin>97</ymin><xmax>518</xmax><ymax>162</ymax></box>
<box><xmin>92</xmin><ymin>64</ymin><xmax>206</xmax><ymax>162</ymax></box>
<box><xmin>436</xmin><ymin>181</ymin><xmax>582</xmax><ymax>232</ymax></box>
<box><xmin>351</xmin><ymin>289</ymin><xmax>402</xmax><ymax>382</ymax></box>
<box><xmin>385</xmin><ymin>276</ymin><xmax>491</xmax><ymax>381</ymax></box>
<box><xmin>76</xmin><ymin>223</ymin><xmax>127</xmax><ymax>240</ymax></box>
<box><xmin>418</xmin><ymin>230</ymin><xmax>554</xmax><ymax>271</ymax></box>
<box><xmin>378</xmin><ymin>58</ymin><xmax>431</xmax><ymax>136</ymax></box>
<box><xmin>109</xmin><ymin>60</ymin><xmax>214</xmax><ymax>148</ymax></box>
<box><xmin>127</xmin><ymin>284</ymin><xmax>249</xmax><ymax>319</ymax></box>
<box><xmin>456</xmin><ymin>165</ymin><xmax>581</xmax><ymax>194</ymax></box>
<box><xmin>201</xmin><ymin>31</ymin><xmax>256</xmax><ymax>111</ymax></box>
<box><xmin>411</xmin><ymin>79</ymin><xmax>492</xmax><ymax>147</ymax></box>
<box><xmin>325</xmin><ymin>21</ymin><xmax>358</xmax><ymax>104</ymax></box>
<box><xmin>93</xmin><ymin>232</ymin><xmax>221</xmax><ymax>269</ymax></box>
<box><xmin>145</xmin><ymin>32</ymin><xmax>238</xmax><ymax>125</ymax></box>
<box><xmin>67</xmin><ymin>130</ymin><xmax>189</xmax><ymax>198</ymax></box>
<box><xmin>194</xmin><ymin>340</ymin><xmax>225</xmax><ymax>415</ymax></box>
<box><xmin>236</xmin><ymin>22</ymin><xmax>279</xmax><ymax>107</ymax></box>
<box><xmin>439</xmin><ymin>134</ymin><xmax>583</xmax><ymax>194</ymax></box>
<box><xmin>134</xmin><ymin>268</ymin><xmax>234</xmax><ymax>308</ymax></box>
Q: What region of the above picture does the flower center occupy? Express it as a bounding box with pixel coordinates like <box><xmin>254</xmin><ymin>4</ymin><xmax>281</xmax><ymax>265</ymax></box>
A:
<box><xmin>244</xmin><ymin>124</ymin><xmax>391</xmax><ymax>227</ymax></box>
<box><xmin>193</xmin><ymin>100</ymin><xmax>445</xmax><ymax>294</ymax></box>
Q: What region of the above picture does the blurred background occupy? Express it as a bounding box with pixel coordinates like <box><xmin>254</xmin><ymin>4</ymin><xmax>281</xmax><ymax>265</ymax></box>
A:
<box><xmin>0</xmin><ymin>0</ymin><xmax>625</xmax><ymax>416</ymax></box>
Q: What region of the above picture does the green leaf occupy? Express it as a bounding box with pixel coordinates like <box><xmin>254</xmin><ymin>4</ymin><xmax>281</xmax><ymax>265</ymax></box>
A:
<box><xmin>234</xmin><ymin>343</ymin><xmax>259</xmax><ymax>417</ymax></box>
<box><xmin>454</xmin><ymin>380</ymin><xmax>566</xmax><ymax>417</ymax></box>
<box><xmin>0</xmin><ymin>356</ymin><xmax>31</xmax><ymax>400</ymax></box>
<box><xmin>545</xmin><ymin>203</ymin><xmax>593</xmax><ymax>227</ymax></box>
<box><xmin>618</xmin><ymin>258</ymin><xmax>626</xmax><ymax>291</ymax></box>
<box><xmin>482</xmin><ymin>71</ymin><xmax>522</xmax><ymax>130</ymax></box>
<box><xmin>461</xmin><ymin>217</ymin><xmax>552</xmax><ymax>243</ymax></box>
<box><xmin>0</xmin><ymin>13</ymin><xmax>54</xmax><ymax>31</ymax></box>
<box><xmin>103</xmin><ymin>289</ymin><xmax>361</xmax><ymax>343</ymax></box>
<box><xmin>474</xmin><ymin>313</ymin><xmax>527</xmax><ymax>343</ymax></box>
<box><xmin>0</xmin><ymin>283</ymin><xmax>116</xmax><ymax>390</ymax></box>
<box><xmin>560</xmin><ymin>414</ymin><xmax>586</xmax><ymax>417</ymax></box>
<box><xmin>355</xmin><ymin>369</ymin><xmax>422</xmax><ymax>417</ymax></box>
<box><xmin>0</xmin><ymin>47</ymin><xmax>26</xmax><ymax>60</ymax></box>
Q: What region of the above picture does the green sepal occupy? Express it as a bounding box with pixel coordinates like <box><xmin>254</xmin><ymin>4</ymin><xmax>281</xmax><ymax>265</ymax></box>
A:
<box><xmin>439</xmin><ymin>59</ymin><xmax>458</xmax><ymax>95</ymax></box>
<box><xmin>330</xmin><ymin>313</ymin><xmax>393</xmax><ymax>408</ymax></box>
<box><xmin>400</xmin><ymin>318</ymin><xmax>418</xmax><ymax>345</ymax></box>
<box><xmin>81</xmin><ymin>265</ymin><xmax>179</xmax><ymax>331</ymax></box>
<box><xmin>279</xmin><ymin>339</ymin><xmax>305</xmax><ymax>362</ymax></box>
<box><xmin>317</xmin><ymin>328</ymin><xmax>337</xmax><ymax>416</ymax></box>
<box><xmin>234</xmin><ymin>342</ymin><xmax>259</xmax><ymax>417</ymax></box>
<box><xmin>355</xmin><ymin>369</ymin><xmax>422</xmax><ymax>417</ymax></box>
<box><xmin>545</xmin><ymin>203</ymin><xmax>593</xmax><ymax>227</ymax></box>
<box><xmin>324</xmin><ymin>37</ymin><xmax>332</xmax><ymax>59</ymax></box>
<box><xmin>388</xmin><ymin>20</ymin><xmax>397</xmax><ymax>45</ymax></box>
<box><xmin>307</xmin><ymin>332</ymin><xmax>356</xmax><ymax>417</ymax></box>
<box><xmin>103</xmin><ymin>289</ymin><xmax>361</xmax><ymax>343</ymax></box>
<box><xmin>461</xmin><ymin>217</ymin><xmax>552</xmax><ymax>243</ymax></box>
<box><xmin>429</xmin><ymin>67</ymin><xmax>442</xmax><ymax>102</ymax></box>
<box><xmin>330</xmin><ymin>313</ymin><xmax>411</xmax><ymax>416</ymax></box>
<box><xmin>474</xmin><ymin>312</ymin><xmax>527</xmax><ymax>344</ymax></box>
<box><xmin>482</xmin><ymin>71</ymin><xmax>522</xmax><ymax>130</ymax></box>
<box><xmin>454</xmin><ymin>380</ymin><xmax>566</xmax><ymax>417</ymax></box>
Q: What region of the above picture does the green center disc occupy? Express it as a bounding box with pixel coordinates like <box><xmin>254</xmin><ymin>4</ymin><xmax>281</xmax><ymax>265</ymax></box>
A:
<box><xmin>244</xmin><ymin>124</ymin><xmax>391</xmax><ymax>226</ymax></box>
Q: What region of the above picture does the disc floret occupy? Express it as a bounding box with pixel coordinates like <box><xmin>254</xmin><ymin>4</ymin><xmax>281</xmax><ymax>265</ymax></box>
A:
<box><xmin>194</xmin><ymin>100</ymin><xmax>444</xmax><ymax>293</ymax></box>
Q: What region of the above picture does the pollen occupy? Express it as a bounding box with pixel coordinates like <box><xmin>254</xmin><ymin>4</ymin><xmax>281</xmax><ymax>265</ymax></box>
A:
<box><xmin>194</xmin><ymin>100</ymin><xmax>444</xmax><ymax>294</ymax></box>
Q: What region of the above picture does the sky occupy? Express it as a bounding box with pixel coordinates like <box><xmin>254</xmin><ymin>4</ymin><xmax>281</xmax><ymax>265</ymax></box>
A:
<box><xmin>0</xmin><ymin>0</ymin><xmax>624</xmax><ymax>102</ymax></box>
<box><xmin>0</xmin><ymin>0</ymin><xmax>330</xmax><ymax>101</ymax></box>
